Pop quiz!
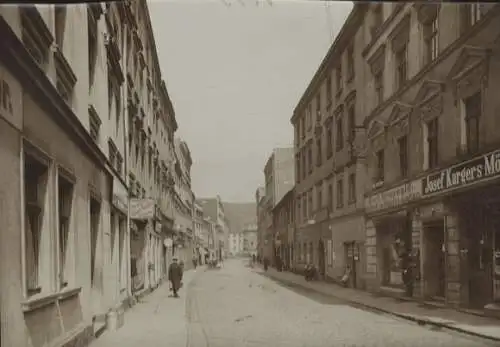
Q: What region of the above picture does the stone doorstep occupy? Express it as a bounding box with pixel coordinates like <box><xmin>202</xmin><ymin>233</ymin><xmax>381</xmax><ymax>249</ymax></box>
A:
<box><xmin>262</xmin><ymin>270</ymin><xmax>500</xmax><ymax>343</ymax></box>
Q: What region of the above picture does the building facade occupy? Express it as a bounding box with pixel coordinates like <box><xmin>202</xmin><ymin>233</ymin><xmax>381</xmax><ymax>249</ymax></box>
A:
<box><xmin>272</xmin><ymin>189</ymin><xmax>295</xmax><ymax>270</ymax></box>
<box><xmin>194</xmin><ymin>200</ymin><xmax>209</xmax><ymax>264</ymax></box>
<box><xmin>290</xmin><ymin>5</ymin><xmax>368</xmax><ymax>288</ymax></box>
<box><xmin>255</xmin><ymin>187</ymin><xmax>267</xmax><ymax>260</ymax></box>
<box><xmin>173</xmin><ymin>138</ymin><xmax>195</xmax><ymax>268</ymax></box>
<box><xmin>0</xmin><ymin>2</ymin><xmax>188</xmax><ymax>345</ymax></box>
<box><xmin>262</xmin><ymin>148</ymin><xmax>295</xmax><ymax>266</ymax></box>
<box><xmin>229</xmin><ymin>232</ymin><xmax>244</xmax><ymax>256</ymax></box>
<box><xmin>362</xmin><ymin>3</ymin><xmax>500</xmax><ymax>312</ymax></box>
<box><xmin>199</xmin><ymin>196</ymin><xmax>229</xmax><ymax>260</ymax></box>
<box><xmin>242</xmin><ymin>223</ymin><xmax>258</xmax><ymax>257</ymax></box>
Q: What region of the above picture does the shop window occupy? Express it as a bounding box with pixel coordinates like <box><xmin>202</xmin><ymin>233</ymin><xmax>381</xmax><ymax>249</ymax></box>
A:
<box><xmin>57</xmin><ymin>173</ymin><xmax>73</xmax><ymax>289</ymax></box>
<box><xmin>382</xmin><ymin>234</ymin><xmax>406</xmax><ymax>287</ymax></box>
<box><xmin>465</xmin><ymin>91</ymin><xmax>481</xmax><ymax>154</ymax></box>
<box><xmin>398</xmin><ymin>135</ymin><xmax>408</xmax><ymax>178</ymax></box>
<box><xmin>336</xmin><ymin>179</ymin><xmax>344</xmax><ymax>208</ymax></box>
<box><xmin>24</xmin><ymin>152</ymin><xmax>49</xmax><ymax>297</ymax></box>
<box><xmin>426</xmin><ymin>118</ymin><xmax>439</xmax><ymax>169</ymax></box>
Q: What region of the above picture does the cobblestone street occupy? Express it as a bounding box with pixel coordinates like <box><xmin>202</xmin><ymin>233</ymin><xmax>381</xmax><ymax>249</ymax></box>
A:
<box><xmin>90</xmin><ymin>259</ymin><xmax>496</xmax><ymax>347</ymax></box>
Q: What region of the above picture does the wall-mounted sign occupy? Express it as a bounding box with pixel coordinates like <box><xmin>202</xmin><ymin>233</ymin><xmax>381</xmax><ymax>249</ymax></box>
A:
<box><xmin>422</xmin><ymin>149</ymin><xmax>500</xmax><ymax>196</ymax></box>
<box><xmin>365</xmin><ymin>180</ymin><xmax>422</xmax><ymax>213</ymax></box>
<box><xmin>0</xmin><ymin>64</ymin><xmax>22</xmax><ymax>130</ymax></box>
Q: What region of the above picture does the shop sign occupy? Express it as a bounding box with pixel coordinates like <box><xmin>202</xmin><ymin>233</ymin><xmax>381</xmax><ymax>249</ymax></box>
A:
<box><xmin>112</xmin><ymin>178</ymin><xmax>128</xmax><ymax>214</ymax></box>
<box><xmin>422</xmin><ymin>149</ymin><xmax>500</xmax><ymax>196</ymax></box>
<box><xmin>0</xmin><ymin>64</ymin><xmax>22</xmax><ymax>130</ymax></box>
<box><xmin>365</xmin><ymin>180</ymin><xmax>422</xmax><ymax>213</ymax></box>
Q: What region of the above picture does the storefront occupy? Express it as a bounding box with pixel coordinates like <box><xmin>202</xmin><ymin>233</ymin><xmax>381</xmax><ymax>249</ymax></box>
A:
<box><xmin>364</xmin><ymin>180</ymin><xmax>422</xmax><ymax>296</ymax></box>
<box><xmin>421</xmin><ymin>148</ymin><xmax>500</xmax><ymax>309</ymax></box>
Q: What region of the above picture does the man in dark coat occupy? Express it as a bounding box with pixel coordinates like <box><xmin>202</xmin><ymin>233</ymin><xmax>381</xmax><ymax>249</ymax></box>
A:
<box><xmin>168</xmin><ymin>258</ymin><xmax>183</xmax><ymax>298</ymax></box>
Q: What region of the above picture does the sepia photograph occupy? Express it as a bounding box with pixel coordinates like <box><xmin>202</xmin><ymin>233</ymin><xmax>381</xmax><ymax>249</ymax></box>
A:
<box><xmin>0</xmin><ymin>1</ymin><xmax>499</xmax><ymax>346</ymax></box>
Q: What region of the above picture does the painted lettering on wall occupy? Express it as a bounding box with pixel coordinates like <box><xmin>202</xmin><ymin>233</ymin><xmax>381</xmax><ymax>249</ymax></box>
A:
<box><xmin>423</xmin><ymin>150</ymin><xmax>500</xmax><ymax>195</ymax></box>
<box><xmin>365</xmin><ymin>180</ymin><xmax>422</xmax><ymax>213</ymax></box>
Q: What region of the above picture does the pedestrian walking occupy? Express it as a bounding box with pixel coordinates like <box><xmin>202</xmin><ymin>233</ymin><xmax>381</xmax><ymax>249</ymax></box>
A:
<box><xmin>168</xmin><ymin>258</ymin><xmax>183</xmax><ymax>298</ymax></box>
<box><xmin>192</xmin><ymin>255</ymin><xmax>198</xmax><ymax>269</ymax></box>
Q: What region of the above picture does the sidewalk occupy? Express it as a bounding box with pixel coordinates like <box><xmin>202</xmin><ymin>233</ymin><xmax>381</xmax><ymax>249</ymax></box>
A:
<box><xmin>90</xmin><ymin>267</ymin><xmax>203</xmax><ymax>347</ymax></box>
<box><xmin>257</xmin><ymin>267</ymin><xmax>500</xmax><ymax>342</ymax></box>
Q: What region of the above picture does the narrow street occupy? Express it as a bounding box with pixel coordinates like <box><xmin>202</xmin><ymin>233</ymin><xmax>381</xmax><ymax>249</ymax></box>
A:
<box><xmin>91</xmin><ymin>259</ymin><xmax>495</xmax><ymax>347</ymax></box>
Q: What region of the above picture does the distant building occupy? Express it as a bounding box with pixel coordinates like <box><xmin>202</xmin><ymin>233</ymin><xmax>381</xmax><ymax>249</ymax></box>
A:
<box><xmin>261</xmin><ymin>147</ymin><xmax>295</xmax><ymax>265</ymax></box>
<box><xmin>242</xmin><ymin>223</ymin><xmax>258</xmax><ymax>256</ymax></box>
<box><xmin>199</xmin><ymin>196</ymin><xmax>229</xmax><ymax>259</ymax></box>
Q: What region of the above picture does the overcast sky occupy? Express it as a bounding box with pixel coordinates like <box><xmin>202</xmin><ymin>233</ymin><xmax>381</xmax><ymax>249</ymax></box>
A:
<box><xmin>149</xmin><ymin>0</ymin><xmax>352</xmax><ymax>202</ymax></box>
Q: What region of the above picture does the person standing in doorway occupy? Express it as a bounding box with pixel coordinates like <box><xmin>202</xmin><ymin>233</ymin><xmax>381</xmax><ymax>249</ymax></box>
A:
<box><xmin>168</xmin><ymin>258</ymin><xmax>183</xmax><ymax>298</ymax></box>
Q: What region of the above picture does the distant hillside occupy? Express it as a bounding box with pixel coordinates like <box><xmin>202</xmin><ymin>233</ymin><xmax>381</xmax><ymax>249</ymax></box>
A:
<box><xmin>223</xmin><ymin>202</ymin><xmax>256</xmax><ymax>234</ymax></box>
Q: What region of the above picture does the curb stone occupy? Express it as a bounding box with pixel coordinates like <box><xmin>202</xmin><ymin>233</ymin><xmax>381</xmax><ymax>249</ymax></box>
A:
<box><xmin>259</xmin><ymin>271</ymin><xmax>500</xmax><ymax>344</ymax></box>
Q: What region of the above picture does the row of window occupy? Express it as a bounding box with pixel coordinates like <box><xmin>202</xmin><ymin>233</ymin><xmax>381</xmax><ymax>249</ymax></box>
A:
<box><xmin>296</xmin><ymin>171</ymin><xmax>357</xmax><ymax>224</ymax></box>
<box><xmin>23</xmin><ymin>146</ymin><xmax>127</xmax><ymax>299</ymax></box>
<box><xmin>368</xmin><ymin>4</ymin><xmax>482</xmax><ymax>110</ymax></box>
<box><xmin>295</xmin><ymin>37</ymin><xmax>355</xmax><ymax>147</ymax></box>
<box><xmin>373</xmin><ymin>91</ymin><xmax>481</xmax><ymax>184</ymax></box>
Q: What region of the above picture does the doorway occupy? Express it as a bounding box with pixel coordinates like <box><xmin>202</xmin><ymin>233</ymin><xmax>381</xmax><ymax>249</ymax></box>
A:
<box><xmin>423</xmin><ymin>221</ymin><xmax>446</xmax><ymax>299</ymax></box>
<box><xmin>344</xmin><ymin>241</ymin><xmax>360</xmax><ymax>289</ymax></box>
<box><xmin>318</xmin><ymin>240</ymin><xmax>325</xmax><ymax>278</ymax></box>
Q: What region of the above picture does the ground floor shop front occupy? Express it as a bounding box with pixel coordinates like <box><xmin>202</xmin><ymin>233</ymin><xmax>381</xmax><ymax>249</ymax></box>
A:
<box><xmin>365</xmin><ymin>153</ymin><xmax>500</xmax><ymax>312</ymax></box>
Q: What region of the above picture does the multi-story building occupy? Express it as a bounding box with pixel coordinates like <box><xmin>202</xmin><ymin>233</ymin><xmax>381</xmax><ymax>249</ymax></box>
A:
<box><xmin>0</xmin><ymin>1</ymin><xmax>182</xmax><ymax>345</ymax></box>
<box><xmin>255</xmin><ymin>187</ymin><xmax>267</xmax><ymax>260</ymax></box>
<box><xmin>291</xmin><ymin>5</ymin><xmax>368</xmax><ymax>287</ymax></box>
<box><xmin>272</xmin><ymin>188</ymin><xmax>295</xmax><ymax>269</ymax></box>
<box><xmin>362</xmin><ymin>3</ymin><xmax>500</xmax><ymax>312</ymax></box>
<box><xmin>203</xmin><ymin>216</ymin><xmax>217</xmax><ymax>262</ymax></box>
<box><xmin>229</xmin><ymin>232</ymin><xmax>244</xmax><ymax>256</ymax></box>
<box><xmin>173</xmin><ymin>138</ymin><xmax>195</xmax><ymax>267</ymax></box>
<box><xmin>263</xmin><ymin>147</ymin><xmax>295</xmax><ymax>266</ymax></box>
<box><xmin>242</xmin><ymin>223</ymin><xmax>258</xmax><ymax>257</ymax></box>
<box><xmin>194</xmin><ymin>200</ymin><xmax>209</xmax><ymax>263</ymax></box>
<box><xmin>199</xmin><ymin>196</ymin><xmax>229</xmax><ymax>260</ymax></box>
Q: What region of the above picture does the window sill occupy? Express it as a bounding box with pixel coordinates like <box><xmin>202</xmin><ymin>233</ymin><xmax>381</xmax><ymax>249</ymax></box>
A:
<box><xmin>22</xmin><ymin>286</ymin><xmax>82</xmax><ymax>312</ymax></box>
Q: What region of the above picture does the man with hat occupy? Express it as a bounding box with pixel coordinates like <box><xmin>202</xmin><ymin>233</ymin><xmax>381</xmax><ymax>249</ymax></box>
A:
<box><xmin>168</xmin><ymin>257</ymin><xmax>183</xmax><ymax>298</ymax></box>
